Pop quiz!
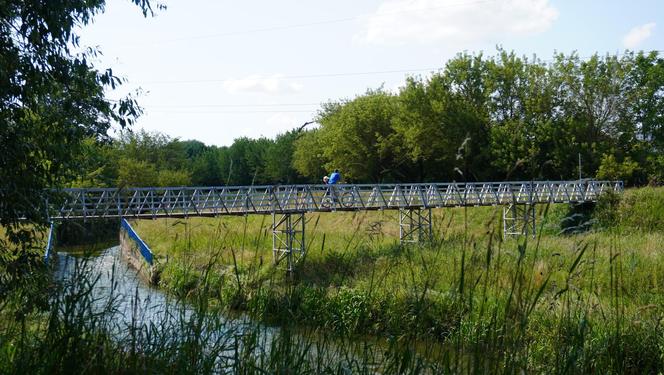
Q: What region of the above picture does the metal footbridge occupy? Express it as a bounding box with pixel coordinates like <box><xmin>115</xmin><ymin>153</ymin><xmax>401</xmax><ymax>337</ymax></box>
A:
<box><xmin>50</xmin><ymin>180</ymin><xmax>623</xmax><ymax>270</ymax></box>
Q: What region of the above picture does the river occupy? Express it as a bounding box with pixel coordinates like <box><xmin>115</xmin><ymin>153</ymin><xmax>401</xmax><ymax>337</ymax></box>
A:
<box><xmin>51</xmin><ymin>245</ymin><xmax>437</xmax><ymax>373</ymax></box>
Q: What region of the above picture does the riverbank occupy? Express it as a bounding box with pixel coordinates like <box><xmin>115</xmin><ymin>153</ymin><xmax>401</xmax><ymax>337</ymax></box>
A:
<box><xmin>130</xmin><ymin>187</ymin><xmax>664</xmax><ymax>373</ymax></box>
<box><xmin>0</xmin><ymin>246</ymin><xmax>455</xmax><ymax>373</ymax></box>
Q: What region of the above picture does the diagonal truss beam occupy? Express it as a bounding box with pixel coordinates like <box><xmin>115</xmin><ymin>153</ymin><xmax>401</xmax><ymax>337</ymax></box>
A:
<box><xmin>48</xmin><ymin>180</ymin><xmax>623</xmax><ymax>220</ymax></box>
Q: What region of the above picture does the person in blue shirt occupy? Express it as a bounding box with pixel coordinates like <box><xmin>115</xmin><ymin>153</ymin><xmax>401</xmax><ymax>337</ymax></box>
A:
<box><xmin>328</xmin><ymin>169</ymin><xmax>341</xmax><ymax>184</ymax></box>
<box><xmin>325</xmin><ymin>169</ymin><xmax>341</xmax><ymax>204</ymax></box>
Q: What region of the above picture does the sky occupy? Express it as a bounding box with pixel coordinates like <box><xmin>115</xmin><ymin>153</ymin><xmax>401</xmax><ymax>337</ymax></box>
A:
<box><xmin>79</xmin><ymin>0</ymin><xmax>664</xmax><ymax>146</ymax></box>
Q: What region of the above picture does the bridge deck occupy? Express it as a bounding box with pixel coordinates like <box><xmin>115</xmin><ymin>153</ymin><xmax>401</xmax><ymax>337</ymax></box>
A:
<box><xmin>50</xmin><ymin>180</ymin><xmax>623</xmax><ymax>220</ymax></box>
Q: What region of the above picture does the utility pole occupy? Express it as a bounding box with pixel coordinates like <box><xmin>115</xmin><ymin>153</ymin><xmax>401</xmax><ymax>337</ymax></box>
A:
<box><xmin>578</xmin><ymin>153</ymin><xmax>582</xmax><ymax>180</ymax></box>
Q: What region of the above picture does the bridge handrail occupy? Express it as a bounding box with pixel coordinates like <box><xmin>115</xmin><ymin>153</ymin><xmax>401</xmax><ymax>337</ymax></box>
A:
<box><xmin>54</xmin><ymin>180</ymin><xmax>623</xmax><ymax>193</ymax></box>
<box><xmin>48</xmin><ymin>180</ymin><xmax>623</xmax><ymax>220</ymax></box>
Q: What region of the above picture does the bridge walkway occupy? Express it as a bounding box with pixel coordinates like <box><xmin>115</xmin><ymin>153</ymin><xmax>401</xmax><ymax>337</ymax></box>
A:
<box><xmin>49</xmin><ymin>180</ymin><xmax>623</xmax><ymax>271</ymax></box>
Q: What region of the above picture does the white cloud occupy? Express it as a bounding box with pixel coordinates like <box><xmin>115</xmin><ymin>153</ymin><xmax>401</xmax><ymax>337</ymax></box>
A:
<box><xmin>223</xmin><ymin>75</ymin><xmax>303</xmax><ymax>94</ymax></box>
<box><xmin>356</xmin><ymin>0</ymin><xmax>558</xmax><ymax>45</ymax></box>
<box><xmin>622</xmin><ymin>22</ymin><xmax>656</xmax><ymax>49</ymax></box>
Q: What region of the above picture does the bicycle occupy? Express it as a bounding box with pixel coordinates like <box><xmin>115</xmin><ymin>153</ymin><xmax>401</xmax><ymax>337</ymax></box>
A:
<box><xmin>320</xmin><ymin>185</ymin><xmax>356</xmax><ymax>209</ymax></box>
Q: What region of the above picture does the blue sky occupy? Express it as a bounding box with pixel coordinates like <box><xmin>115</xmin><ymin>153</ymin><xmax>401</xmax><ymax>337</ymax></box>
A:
<box><xmin>80</xmin><ymin>0</ymin><xmax>663</xmax><ymax>146</ymax></box>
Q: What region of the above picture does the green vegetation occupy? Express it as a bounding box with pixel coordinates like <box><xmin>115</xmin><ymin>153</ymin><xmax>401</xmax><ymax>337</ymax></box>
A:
<box><xmin>2</xmin><ymin>1</ymin><xmax>664</xmax><ymax>372</ymax></box>
<box><xmin>122</xmin><ymin>187</ymin><xmax>664</xmax><ymax>373</ymax></box>
<box><xmin>2</xmin><ymin>252</ymin><xmax>449</xmax><ymax>374</ymax></box>
<box><xmin>69</xmin><ymin>49</ymin><xmax>664</xmax><ymax>188</ymax></box>
<box><xmin>0</xmin><ymin>0</ymin><xmax>162</xmax><ymax>311</ymax></box>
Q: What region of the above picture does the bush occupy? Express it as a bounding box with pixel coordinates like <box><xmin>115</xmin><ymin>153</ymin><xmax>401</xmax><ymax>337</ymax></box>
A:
<box><xmin>618</xmin><ymin>187</ymin><xmax>664</xmax><ymax>231</ymax></box>
<box><xmin>593</xmin><ymin>190</ymin><xmax>621</xmax><ymax>229</ymax></box>
<box><xmin>596</xmin><ymin>154</ymin><xmax>640</xmax><ymax>185</ymax></box>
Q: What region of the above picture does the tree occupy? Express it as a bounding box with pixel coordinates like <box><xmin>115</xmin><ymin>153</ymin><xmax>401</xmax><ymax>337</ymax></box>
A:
<box><xmin>68</xmin><ymin>138</ymin><xmax>120</xmax><ymax>187</ymax></box>
<box><xmin>157</xmin><ymin>169</ymin><xmax>192</xmax><ymax>187</ymax></box>
<box><xmin>315</xmin><ymin>91</ymin><xmax>399</xmax><ymax>182</ymax></box>
<box><xmin>292</xmin><ymin>129</ymin><xmax>328</xmax><ymax>182</ymax></box>
<box><xmin>191</xmin><ymin>148</ymin><xmax>225</xmax><ymax>186</ymax></box>
<box><xmin>181</xmin><ymin>140</ymin><xmax>208</xmax><ymax>160</ymax></box>
<box><xmin>116</xmin><ymin>158</ymin><xmax>159</xmax><ymax>187</ymax></box>
<box><xmin>442</xmin><ymin>53</ymin><xmax>493</xmax><ymax>116</ymax></box>
<box><xmin>264</xmin><ymin>130</ymin><xmax>304</xmax><ymax>184</ymax></box>
<box><xmin>394</xmin><ymin>75</ymin><xmax>490</xmax><ymax>181</ymax></box>
<box><xmin>1</xmin><ymin>1</ymin><xmax>162</xmax><ymax>223</ymax></box>
<box><xmin>548</xmin><ymin>53</ymin><xmax>627</xmax><ymax>176</ymax></box>
<box><xmin>225</xmin><ymin>137</ymin><xmax>273</xmax><ymax>185</ymax></box>
<box><xmin>1</xmin><ymin>0</ymin><xmax>162</xmax><ymax>272</ymax></box>
<box><xmin>596</xmin><ymin>154</ymin><xmax>639</xmax><ymax>184</ymax></box>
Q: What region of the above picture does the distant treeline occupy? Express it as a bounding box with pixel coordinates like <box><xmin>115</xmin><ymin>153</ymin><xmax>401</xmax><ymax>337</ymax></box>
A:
<box><xmin>73</xmin><ymin>50</ymin><xmax>664</xmax><ymax>187</ymax></box>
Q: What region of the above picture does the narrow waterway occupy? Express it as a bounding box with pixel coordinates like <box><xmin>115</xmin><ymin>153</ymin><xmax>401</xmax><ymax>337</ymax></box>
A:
<box><xmin>52</xmin><ymin>246</ymin><xmax>267</xmax><ymax>361</ymax></box>
<box><xmin>52</xmin><ymin>244</ymin><xmax>272</xmax><ymax>330</ymax></box>
<box><xmin>54</xmin><ymin>246</ymin><xmax>173</xmax><ymax>323</ymax></box>
<box><xmin>50</xmin><ymin>245</ymin><xmax>437</xmax><ymax>372</ymax></box>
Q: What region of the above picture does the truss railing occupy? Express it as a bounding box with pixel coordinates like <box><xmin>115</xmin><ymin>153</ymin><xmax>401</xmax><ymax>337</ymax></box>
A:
<box><xmin>49</xmin><ymin>180</ymin><xmax>623</xmax><ymax>220</ymax></box>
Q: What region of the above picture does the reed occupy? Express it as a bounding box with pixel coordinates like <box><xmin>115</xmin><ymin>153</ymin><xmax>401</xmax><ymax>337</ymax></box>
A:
<box><xmin>0</xmin><ymin>187</ymin><xmax>662</xmax><ymax>373</ymax></box>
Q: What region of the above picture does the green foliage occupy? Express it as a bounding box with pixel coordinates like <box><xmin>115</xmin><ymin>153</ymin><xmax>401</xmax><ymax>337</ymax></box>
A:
<box><xmin>224</xmin><ymin>137</ymin><xmax>273</xmax><ymax>185</ymax></box>
<box><xmin>316</xmin><ymin>90</ymin><xmax>399</xmax><ymax>182</ymax></box>
<box><xmin>597</xmin><ymin>154</ymin><xmax>640</xmax><ymax>183</ymax></box>
<box><xmin>181</xmin><ymin>139</ymin><xmax>208</xmax><ymax>159</ymax></box>
<box><xmin>264</xmin><ymin>130</ymin><xmax>305</xmax><ymax>183</ymax></box>
<box><xmin>293</xmin><ymin>50</ymin><xmax>664</xmax><ymax>184</ymax></box>
<box><xmin>116</xmin><ymin>158</ymin><xmax>158</xmax><ymax>187</ymax></box>
<box><xmin>617</xmin><ymin>187</ymin><xmax>664</xmax><ymax>231</ymax></box>
<box><xmin>0</xmin><ymin>1</ymin><xmax>158</xmax><ymax>226</ymax></box>
<box><xmin>0</xmin><ymin>0</ymin><xmax>162</xmax><ymax>306</ymax></box>
<box><xmin>157</xmin><ymin>168</ymin><xmax>192</xmax><ymax>187</ymax></box>
<box><xmin>645</xmin><ymin>154</ymin><xmax>664</xmax><ymax>185</ymax></box>
<box><xmin>56</xmin><ymin>49</ymin><xmax>663</xmax><ymax>189</ymax></box>
<box><xmin>292</xmin><ymin>129</ymin><xmax>328</xmax><ymax>181</ymax></box>
<box><xmin>593</xmin><ymin>191</ymin><xmax>622</xmax><ymax>229</ymax></box>
<box><xmin>191</xmin><ymin>149</ymin><xmax>225</xmax><ymax>186</ymax></box>
<box><xmin>394</xmin><ymin>75</ymin><xmax>490</xmax><ymax>181</ymax></box>
<box><xmin>68</xmin><ymin>138</ymin><xmax>120</xmax><ymax>187</ymax></box>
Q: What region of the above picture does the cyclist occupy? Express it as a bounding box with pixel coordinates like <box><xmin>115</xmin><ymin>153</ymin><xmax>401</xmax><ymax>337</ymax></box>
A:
<box><xmin>327</xmin><ymin>169</ymin><xmax>341</xmax><ymax>203</ymax></box>
<box><xmin>328</xmin><ymin>169</ymin><xmax>341</xmax><ymax>184</ymax></box>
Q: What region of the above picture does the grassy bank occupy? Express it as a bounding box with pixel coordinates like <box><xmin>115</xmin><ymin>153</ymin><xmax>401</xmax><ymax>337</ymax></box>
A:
<box><xmin>128</xmin><ymin>187</ymin><xmax>664</xmax><ymax>373</ymax></box>
<box><xmin>1</xmin><ymin>253</ymin><xmax>446</xmax><ymax>374</ymax></box>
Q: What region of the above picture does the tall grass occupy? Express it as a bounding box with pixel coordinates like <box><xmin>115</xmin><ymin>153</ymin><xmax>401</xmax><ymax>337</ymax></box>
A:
<box><xmin>133</xmin><ymin>187</ymin><xmax>664</xmax><ymax>373</ymax></box>
<box><xmin>0</xmin><ymin>250</ymin><xmax>452</xmax><ymax>374</ymax></box>
<box><xmin>0</xmin><ymin>188</ymin><xmax>663</xmax><ymax>373</ymax></box>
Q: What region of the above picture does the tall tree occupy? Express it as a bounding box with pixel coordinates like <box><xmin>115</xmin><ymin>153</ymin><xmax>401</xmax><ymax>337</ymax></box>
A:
<box><xmin>315</xmin><ymin>90</ymin><xmax>399</xmax><ymax>182</ymax></box>
<box><xmin>191</xmin><ymin>148</ymin><xmax>225</xmax><ymax>186</ymax></box>
<box><xmin>292</xmin><ymin>129</ymin><xmax>328</xmax><ymax>182</ymax></box>
<box><xmin>264</xmin><ymin>130</ymin><xmax>304</xmax><ymax>184</ymax></box>
<box><xmin>0</xmin><ymin>0</ymin><xmax>162</xmax><ymax>300</ymax></box>
<box><xmin>394</xmin><ymin>75</ymin><xmax>490</xmax><ymax>181</ymax></box>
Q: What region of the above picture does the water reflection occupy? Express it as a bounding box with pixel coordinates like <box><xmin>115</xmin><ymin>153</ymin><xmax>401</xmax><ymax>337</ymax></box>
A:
<box><xmin>55</xmin><ymin>246</ymin><xmax>178</xmax><ymax>324</ymax></box>
<box><xmin>50</xmin><ymin>246</ymin><xmax>433</xmax><ymax>373</ymax></box>
<box><xmin>52</xmin><ymin>246</ymin><xmax>262</xmax><ymax>346</ymax></box>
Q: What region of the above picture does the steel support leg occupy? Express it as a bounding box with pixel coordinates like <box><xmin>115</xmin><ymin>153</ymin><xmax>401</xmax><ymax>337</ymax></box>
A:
<box><xmin>272</xmin><ymin>212</ymin><xmax>305</xmax><ymax>272</ymax></box>
<box><xmin>399</xmin><ymin>208</ymin><xmax>432</xmax><ymax>244</ymax></box>
<box><xmin>44</xmin><ymin>221</ymin><xmax>55</xmax><ymax>264</ymax></box>
<box><xmin>503</xmin><ymin>204</ymin><xmax>536</xmax><ymax>237</ymax></box>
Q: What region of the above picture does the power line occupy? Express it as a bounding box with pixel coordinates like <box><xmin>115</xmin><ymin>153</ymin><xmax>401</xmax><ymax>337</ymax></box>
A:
<box><xmin>147</xmin><ymin>109</ymin><xmax>316</xmax><ymax>114</ymax></box>
<box><xmin>143</xmin><ymin>102</ymin><xmax>321</xmax><ymax>108</ymax></box>
<box><xmin>138</xmin><ymin>67</ymin><xmax>440</xmax><ymax>85</ymax></box>
<box><xmin>126</xmin><ymin>0</ymin><xmax>496</xmax><ymax>46</ymax></box>
<box><xmin>129</xmin><ymin>50</ymin><xmax>664</xmax><ymax>87</ymax></box>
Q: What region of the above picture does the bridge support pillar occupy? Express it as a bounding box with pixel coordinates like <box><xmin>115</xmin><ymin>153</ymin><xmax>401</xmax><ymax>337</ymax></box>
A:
<box><xmin>399</xmin><ymin>208</ymin><xmax>432</xmax><ymax>244</ymax></box>
<box><xmin>503</xmin><ymin>204</ymin><xmax>536</xmax><ymax>237</ymax></box>
<box><xmin>272</xmin><ymin>212</ymin><xmax>305</xmax><ymax>272</ymax></box>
